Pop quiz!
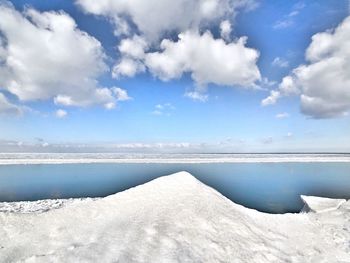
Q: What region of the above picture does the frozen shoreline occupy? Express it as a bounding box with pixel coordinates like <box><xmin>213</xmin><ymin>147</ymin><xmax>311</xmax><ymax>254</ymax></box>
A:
<box><xmin>0</xmin><ymin>172</ymin><xmax>349</xmax><ymax>262</ymax></box>
<box><xmin>0</xmin><ymin>153</ymin><xmax>350</xmax><ymax>164</ymax></box>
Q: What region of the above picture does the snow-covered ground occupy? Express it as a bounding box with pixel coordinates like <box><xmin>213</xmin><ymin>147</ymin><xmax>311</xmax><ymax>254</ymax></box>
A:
<box><xmin>0</xmin><ymin>153</ymin><xmax>350</xmax><ymax>164</ymax></box>
<box><xmin>0</xmin><ymin>172</ymin><xmax>349</xmax><ymax>262</ymax></box>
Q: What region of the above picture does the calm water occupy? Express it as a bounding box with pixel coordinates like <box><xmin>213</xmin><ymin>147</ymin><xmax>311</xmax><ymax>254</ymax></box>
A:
<box><xmin>0</xmin><ymin>162</ymin><xmax>350</xmax><ymax>213</ymax></box>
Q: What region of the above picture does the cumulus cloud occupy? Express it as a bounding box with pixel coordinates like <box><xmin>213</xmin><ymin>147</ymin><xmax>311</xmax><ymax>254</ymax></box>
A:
<box><xmin>76</xmin><ymin>0</ymin><xmax>256</xmax><ymax>41</ymax></box>
<box><xmin>111</xmin><ymin>35</ymin><xmax>148</xmax><ymax>78</ymax></box>
<box><xmin>112</xmin><ymin>31</ymin><xmax>260</xmax><ymax>97</ymax></box>
<box><xmin>55</xmin><ymin>109</ymin><xmax>67</xmax><ymax>118</ymax></box>
<box><xmin>118</xmin><ymin>35</ymin><xmax>148</xmax><ymax>59</ymax></box>
<box><xmin>112</xmin><ymin>58</ymin><xmax>145</xmax><ymax>78</ymax></box>
<box><xmin>113</xmin><ymin>87</ymin><xmax>132</xmax><ymax>101</ymax></box>
<box><xmin>77</xmin><ymin>0</ymin><xmax>260</xmax><ymax>100</ymax></box>
<box><xmin>145</xmin><ymin>32</ymin><xmax>260</xmax><ymax>86</ymax></box>
<box><xmin>0</xmin><ymin>3</ymin><xmax>127</xmax><ymax>109</ymax></box>
<box><xmin>100</xmin><ymin>87</ymin><xmax>132</xmax><ymax>109</ymax></box>
<box><xmin>220</xmin><ymin>20</ymin><xmax>232</xmax><ymax>40</ymax></box>
<box><xmin>263</xmin><ymin>16</ymin><xmax>350</xmax><ymax>118</ymax></box>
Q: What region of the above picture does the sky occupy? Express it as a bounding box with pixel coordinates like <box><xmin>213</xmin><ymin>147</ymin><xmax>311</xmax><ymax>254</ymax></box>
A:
<box><xmin>0</xmin><ymin>0</ymin><xmax>349</xmax><ymax>153</ymax></box>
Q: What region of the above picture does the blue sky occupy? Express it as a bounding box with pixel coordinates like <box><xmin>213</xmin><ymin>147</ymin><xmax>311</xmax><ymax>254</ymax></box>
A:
<box><xmin>0</xmin><ymin>0</ymin><xmax>349</xmax><ymax>152</ymax></box>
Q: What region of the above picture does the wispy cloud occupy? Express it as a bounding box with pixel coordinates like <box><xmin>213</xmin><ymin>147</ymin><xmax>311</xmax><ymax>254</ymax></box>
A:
<box><xmin>152</xmin><ymin>103</ymin><xmax>175</xmax><ymax>116</ymax></box>
<box><xmin>275</xmin><ymin>112</ymin><xmax>290</xmax><ymax>119</ymax></box>
<box><xmin>272</xmin><ymin>57</ymin><xmax>289</xmax><ymax>68</ymax></box>
<box><xmin>273</xmin><ymin>2</ymin><xmax>305</xmax><ymax>29</ymax></box>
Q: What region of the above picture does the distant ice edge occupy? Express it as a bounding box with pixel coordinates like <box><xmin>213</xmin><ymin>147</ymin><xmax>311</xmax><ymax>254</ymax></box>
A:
<box><xmin>1</xmin><ymin>157</ymin><xmax>350</xmax><ymax>165</ymax></box>
<box><xmin>1</xmin><ymin>153</ymin><xmax>350</xmax><ymax>165</ymax></box>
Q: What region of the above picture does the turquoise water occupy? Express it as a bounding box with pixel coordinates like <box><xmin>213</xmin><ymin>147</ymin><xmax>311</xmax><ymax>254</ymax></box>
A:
<box><xmin>0</xmin><ymin>162</ymin><xmax>349</xmax><ymax>213</ymax></box>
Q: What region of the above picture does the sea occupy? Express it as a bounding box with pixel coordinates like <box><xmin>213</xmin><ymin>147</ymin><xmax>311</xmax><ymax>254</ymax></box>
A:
<box><xmin>0</xmin><ymin>153</ymin><xmax>349</xmax><ymax>213</ymax></box>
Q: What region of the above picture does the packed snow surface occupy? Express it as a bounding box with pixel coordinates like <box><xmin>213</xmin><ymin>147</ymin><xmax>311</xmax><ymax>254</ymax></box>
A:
<box><xmin>0</xmin><ymin>172</ymin><xmax>349</xmax><ymax>262</ymax></box>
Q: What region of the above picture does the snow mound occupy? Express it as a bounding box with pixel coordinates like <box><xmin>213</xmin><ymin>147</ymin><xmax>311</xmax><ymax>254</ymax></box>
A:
<box><xmin>0</xmin><ymin>171</ymin><xmax>349</xmax><ymax>262</ymax></box>
<box><xmin>301</xmin><ymin>195</ymin><xmax>347</xmax><ymax>213</ymax></box>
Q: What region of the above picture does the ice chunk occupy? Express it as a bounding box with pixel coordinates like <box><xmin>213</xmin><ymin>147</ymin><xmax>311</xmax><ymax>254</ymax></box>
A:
<box><xmin>301</xmin><ymin>195</ymin><xmax>346</xmax><ymax>213</ymax></box>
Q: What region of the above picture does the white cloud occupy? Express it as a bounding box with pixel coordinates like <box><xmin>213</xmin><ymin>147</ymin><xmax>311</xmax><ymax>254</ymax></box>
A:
<box><xmin>145</xmin><ymin>31</ymin><xmax>260</xmax><ymax>86</ymax></box>
<box><xmin>112</xmin><ymin>58</ymin><xmax>145</xmax><ymax>78</ymax></box>
<box><xmin>76</xmin><ymin>0</ymin><xmax>256</xmax><ymax>41</ymax></box>
<box><xmin>0</xmin><ymin>3</ymin><xmax>123</xmax><ymax>109</ymax></box>
<box><xmin>113</xmin><ymin>31</ymin><xmax>260</xmax><ymax>99</ymax></box>
<box><xmin>184</xmin><ymin>90</ymin><xmax>209</xmax><ymax>102</ymax></box>
<box><xmin>220</xmin><ymin>20</ymin><xmax>232</xmax><ymax>40</ymax></box>
<box><xmin>104</xmin><ymin>102</ymin><xmax>116</xmax><ymax>110</ymax></box>
<box><xmin>118</xmin><ymin>35</ymin><xmax>148</xmax><ymax>59</ymax></box>
<box><xmin>152</xmin><ymin>103</ymin><xmax>175</xmax><ymax>115</ymax></box>
<box><xmin>101</xmin><ymin>87</ymin><xmax>131</xmax><ymax>110</ymax></box>
<box><xmin>112</xmin><ymin>35</ymin><xmax>148</xmax><ymax>78</ymax></box>
<box><xmin>0</xmin><ymin>93</ymin><xmax>23</xmax><ymax>115</ymax></box>
<box><xmin>113</xmin><ymin>87</ymin><xmax>132</xmax><ymax>101</ymax></box>
<box><xmin>272</xmin><ymin>57</ymin><xmax>289</xmax><ymax>68</ymax></box>
<box><xmin>261</xmin><ymin>90</ymin><xmax>281</xmax><ymax>106</ymax></box>
<box><xmin>275</xmin><ymin>112</ymin><xmax>289</xmax><ymax>119</ymax></box>
<box><xmin>273</xmin><ymin>2</ymin><xmax>305</xmax><ymax>29</ymax></box>
<box><xmin>77</xmin><ymin>0</ymin><xmax>260</xmax><ymax>100</ymax></box>
<box><xmin>278</xmin><ymin>75</ymin><xmax>300</xmax><ymax>95</ymax></box>
<box><xmin>263</xmin><ymin>16</ymin><xmax>350</xmax><ymax>118</ymax></box>
<box><xmin>55</xmin><ymin>109</ymin><xmax>67</xmax><ymax>118</ymax></box>
<box><xmin>273</xmin><ymin>20</ymin><xmax>294</xmax><ymax>30</ymax></box>
<box><xmin>262</xmin><ymin>75</ymin><xmax>300</xmax><ymax>106</ymax></box>
<box><xmin>53</xmin><ymin>88</ymin><xmax>117</xmax><ymax>108</ymax></box>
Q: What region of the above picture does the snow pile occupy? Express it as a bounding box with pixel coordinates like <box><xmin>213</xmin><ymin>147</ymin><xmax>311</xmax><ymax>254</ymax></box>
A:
<box><xmin>0</xmin><ymin>171</ymin><xmax>349</xmax><ymax>262</ymax></box>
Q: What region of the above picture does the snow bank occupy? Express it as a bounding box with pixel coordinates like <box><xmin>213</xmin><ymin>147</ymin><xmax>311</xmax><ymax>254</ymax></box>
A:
<box><xmin>0</xmin><ymin>171</ymin><xmax>349</xmax><ymax>262</ymax></box>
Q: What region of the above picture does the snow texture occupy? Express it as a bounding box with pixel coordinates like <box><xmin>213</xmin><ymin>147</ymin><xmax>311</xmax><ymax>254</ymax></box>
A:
<box><xmin>0</xmin><ymin>171</ymin><xmax>349</xmax><ymax>262</ymax></box>
<box><xmin>0</xmin><ymin>198</ymin><xmax>98</xmax><ymax>214</ymax></box>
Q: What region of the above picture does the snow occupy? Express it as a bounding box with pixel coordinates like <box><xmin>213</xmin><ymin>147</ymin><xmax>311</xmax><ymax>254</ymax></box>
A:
<box><xmin>0</xmin><ymin>171</ymin><xmax>349</xmax><ymax>262</ymax></box>
<box><xmin>301</xmin><ymin>195</ymin><xmax>347</xmax><ymax>213</ymax></box>
<box><xmin>0</xmin><ymin>153</ymin><xmax>350</xmax><ymax>164</ymax></box>
<box><xmin>0</xmin><ymin>198</ymin><xmax>98</xmax><ymax>214</ymax></box>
